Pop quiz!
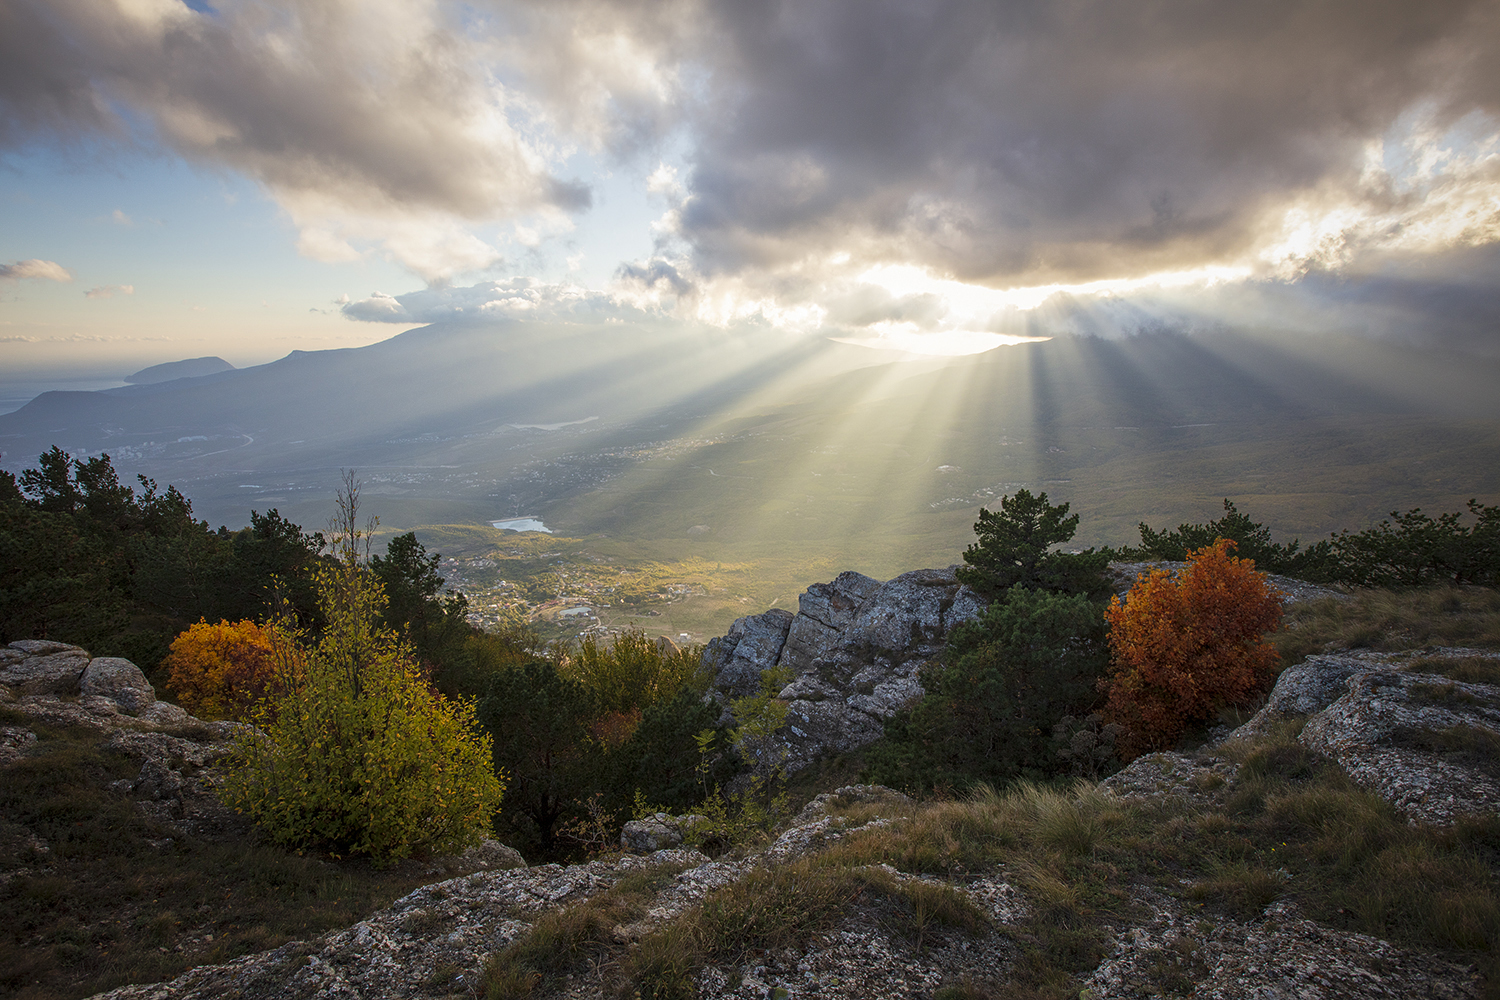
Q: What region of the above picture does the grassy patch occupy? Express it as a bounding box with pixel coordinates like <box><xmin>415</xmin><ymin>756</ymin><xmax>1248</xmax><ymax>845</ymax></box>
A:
<box><xmin>1408</xmin><ymin>654</ymin><xmax>1500</xmax><ymax>685</ymax></box>
<box><xmin>1275</xmin><ymin>586</ymin><xmax>1500</xmax><ymax>662</ymax></box>
<box><xmin>0</xmin><ymin>718</ymin><xmax>436</xmax><ymax>1000</ymax></box>
<box><xmin>627</xmin><ymin>861</ymin><xmax>991</xmax><ymax>999</ymax></box>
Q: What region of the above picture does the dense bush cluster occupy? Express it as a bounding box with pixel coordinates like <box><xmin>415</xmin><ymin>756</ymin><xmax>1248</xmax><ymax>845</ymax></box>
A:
<box><xmin>1103</xmin><ymin>539</ymin><xmax>1283</xmax><ymax>759</ymax></box>
<box><xmin>0</xmin><ymin>448</ymin><xmax>324</xmax><ymax>668</ymax></box>
<box><xmin>867</xmin><ymin>585</ymin><xmax>1110</xmax><ymax>792</ymax></box>
<box><xmin>218</xmin><ymin>484</ymin><xmax>504</xmax><ymax>863</ymax></box>
<box><xmin>162</xmin><ymin>618</ymin><xmax>282</xmax><ymax>721</ymax></box>
<box><xmin>1129</xmin><ymin>497</ymin><xmax>1500</xmax><ymax>587</ymax></box>
<box><xmin>478</xmin><ymin>634</ymin><xmax>735</xmax><ymax>858</ymax></box>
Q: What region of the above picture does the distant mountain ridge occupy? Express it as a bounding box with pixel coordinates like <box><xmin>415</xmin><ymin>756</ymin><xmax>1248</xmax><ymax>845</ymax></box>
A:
<box><xmin>1</xmin><ymin>321</ymin><xmax>1497</xmax><ymax>555</ymax></box>
<box><xmin>124</xmin><ymin>356</ymin><xmax>236</xmax><ymax>384</ymax></box>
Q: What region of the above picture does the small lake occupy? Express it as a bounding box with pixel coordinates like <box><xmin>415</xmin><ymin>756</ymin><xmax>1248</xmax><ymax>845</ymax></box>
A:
<box><xmin>491</xmin><ymin>517</ymin><xmax>552</xmax><ymax>533</ymax></box>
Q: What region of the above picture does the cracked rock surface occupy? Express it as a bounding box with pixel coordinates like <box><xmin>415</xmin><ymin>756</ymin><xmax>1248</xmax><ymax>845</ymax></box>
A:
<box><xmin>1082</xmin><ymin>896</ymin><xmax>1480</xmax><ymax>999</ymax></box>
<box><xmin>701</xmin><ymin>567</ymin><xmax>984</xmax><ymax>771</ymax></box>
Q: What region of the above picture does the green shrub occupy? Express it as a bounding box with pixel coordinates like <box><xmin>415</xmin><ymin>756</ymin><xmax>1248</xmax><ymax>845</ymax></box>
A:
<box><xmin>1330</xmin><ymin>499</ymin><xmax>1500</xmax><ymax>587</ymax></box>
<box><xmin>562</xmin><ymin>629</ymin><xmax>707</xmax><ymax>715</ymax></box>
<box><xmin>1128</xmin><ymin>498</ymin><xmax>1331</xmax><ymax>578</ymax></box>
<box><xmin>868</xmin><ymin>585</ymin><xmax>1110</xmax><ymax>792</ymax></box>
<box><xmin>477</xmin><ymin>659</ymin><xmax>598</xmax><ymax>857</ymax></box>
<box><xmin>1132</xmin><ymin>497</ymin><xmax>1500</xmax><ymax>587</ymax></box>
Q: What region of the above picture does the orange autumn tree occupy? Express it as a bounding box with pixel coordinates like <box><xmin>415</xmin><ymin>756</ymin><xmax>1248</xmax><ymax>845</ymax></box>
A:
<box><xmin>1103</xmin><ymin>538</ymin><xmax>1283</xmax><ymax>759</ymax></box>
<box><xmin>164</xmin><ymin>619</ymin><xmax>283</xmax><ymax>721</ymax></box>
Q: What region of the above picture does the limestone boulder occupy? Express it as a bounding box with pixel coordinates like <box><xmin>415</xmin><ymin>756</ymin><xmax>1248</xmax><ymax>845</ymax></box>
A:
<box><xmin>8</xmin><ymin>639</ymin><xmax>80</xmax><ymax>656</ymax></box>
<box><xmin>620</xmin><ymin>812</ymin><xmax>708</xmax><ymax>854</ymax></box>
<box><xmin>80</xmin><ymin>657</ymin><xmax>157</xmax><ymax>715</ymax></box>
<box><xmin>453</xmin><ymin>839</ymin><xmax>527</xmax><ymax>872</ymax></box>
<box><xmin>0</xmin><ymin>646</ymin><xmax>90</xmax><ymax>697</ymax></box>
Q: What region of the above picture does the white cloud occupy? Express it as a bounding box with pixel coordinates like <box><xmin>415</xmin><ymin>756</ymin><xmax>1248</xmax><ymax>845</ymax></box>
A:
<box><xmin>342</xmin><ymin>276</ymin><xmax>655</xmax><ymax>325</ymax></box>
<box><xmin>84</xmin><ymin>284</ymin><xmax>135</xmax><ymax>299</ymax></box>
<box><xmin>0</xmin><ymin>0</ymin><xmax>628</xmax><ymax>282</ymax></box>
<box><xmin>0</xmin><ymin>259</ymin><xmax>73</xmax><ymax>282</ymax></box>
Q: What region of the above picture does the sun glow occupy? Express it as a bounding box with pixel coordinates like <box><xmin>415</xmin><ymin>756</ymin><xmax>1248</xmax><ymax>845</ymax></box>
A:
<box><xmin>833</xmin><ymin>262</ymin><xmax>1252</xmax><ymax>356</ymax></box>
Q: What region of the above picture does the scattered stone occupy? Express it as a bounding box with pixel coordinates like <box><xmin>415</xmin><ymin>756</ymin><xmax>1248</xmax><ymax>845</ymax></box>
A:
<box><xmin>0</xmin><ymin>724</ymin><xmax>37</xmax><ymax>766</ymax></box>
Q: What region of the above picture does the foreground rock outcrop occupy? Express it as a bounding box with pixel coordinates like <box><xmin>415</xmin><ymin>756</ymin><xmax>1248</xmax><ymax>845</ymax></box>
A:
<box><xmin>702</xmin><ymin>567</ymin><xmax>984</xmax><ymax>770</ymax></box>
<box><xmin>1297</xmin><ymin>650</ymin><xmax>1500</xmax><ymax>826</ymax></box>
<box><xmin>701</xmin><ymin>563</ymin><xmax>1347</xmax><ymax>773</ymax></box>
<box><xmin>1107</xmin><ymin>646</ymin><xmax>1500</xmax><ymax>828</ymax></box>
<box><xmin>1</xmin><ymin>639</ymin><xmax>188</xmax><ymax>726</ymax></box>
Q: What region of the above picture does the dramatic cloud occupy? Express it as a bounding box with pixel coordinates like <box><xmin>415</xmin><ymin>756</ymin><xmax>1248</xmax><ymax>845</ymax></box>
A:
<box><xmin>0</xmin><ymin>259</ymin><xmax>73</xmax><ymax>282</ymax></box>
<box><xmin>341</xmin><ymin>276</ymin><xmax>654</xmax><ymax>325</ymax></box>
<box><xmin>660</xmin><ymin>1</ymin><xmax>1500</xmax><ymax>293</ymax></box>
<box><xmin>0</xmin><ymin>0</ymin><xmax>660</xmax><ymax>281</ymax></box>
<box><xmin>8</xmin><ymin>0</ymin><xmax>1499</xmax><ymax>350</ymax></box>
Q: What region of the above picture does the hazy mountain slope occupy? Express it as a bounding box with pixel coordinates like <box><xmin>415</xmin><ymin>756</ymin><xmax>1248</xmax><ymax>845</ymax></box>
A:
<box><xmin>1</xmin><ymin>324</ymin><xmax>1496</xmax><ymax>559</ymax></box>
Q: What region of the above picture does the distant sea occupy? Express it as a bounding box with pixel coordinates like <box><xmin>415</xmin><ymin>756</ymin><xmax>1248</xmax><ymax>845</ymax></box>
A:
<box><xmin>0</xmin><ymin>378</ymin><xmax>128</xmax><ymax>416</ymax></box>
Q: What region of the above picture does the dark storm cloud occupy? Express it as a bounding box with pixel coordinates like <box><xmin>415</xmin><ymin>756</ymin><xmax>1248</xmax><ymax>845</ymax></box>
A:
<box><xmin>675</xmin><ymin>0</ymin><xmax>1500</xmax><ymax>283</ymax></box>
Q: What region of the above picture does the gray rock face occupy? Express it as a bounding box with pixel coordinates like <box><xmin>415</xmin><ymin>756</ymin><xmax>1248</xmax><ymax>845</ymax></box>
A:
<box><xmin>81</xmin><ymin>656</ymin><xmax>157</xmax><ymax>715</ymax></box>
<box><xmin>0</xmin><ymin>647</ymin><xmax>91</xmax><ymax>696</ymax></box>
<box><xmin>702</xmin><ymin>567</ymin><xmax>985</xmax><ymax>772</ymax></box>
<box><xmin>700</xmin><ymin>608</ymin><xmax>793</xmax><ymax>698</ymax></box>
<box><xmin>1299</xmin><ymin>664</ymin><xmax>1500</xmax><ymax>826</ymax></box>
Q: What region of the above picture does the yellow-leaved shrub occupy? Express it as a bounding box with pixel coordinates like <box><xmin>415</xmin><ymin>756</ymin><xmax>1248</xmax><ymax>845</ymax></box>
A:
<box><xmin>218</xmin><ymin>479</ymin><xmax>504</xmax><ymax>862</ymax></box>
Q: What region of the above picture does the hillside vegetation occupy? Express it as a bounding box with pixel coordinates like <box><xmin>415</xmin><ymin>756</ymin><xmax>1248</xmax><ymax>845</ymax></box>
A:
<box><xmin>4</xmin><ymin>447</ymin><xmax>1500</xmax><ymax>998</ymax></box>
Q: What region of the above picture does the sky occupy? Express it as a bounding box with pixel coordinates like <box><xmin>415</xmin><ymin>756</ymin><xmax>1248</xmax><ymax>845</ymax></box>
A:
<box><xmin>3</xmin><ymin>0</ymin><xmax>1500</xmax><ymax>384</ymax></box>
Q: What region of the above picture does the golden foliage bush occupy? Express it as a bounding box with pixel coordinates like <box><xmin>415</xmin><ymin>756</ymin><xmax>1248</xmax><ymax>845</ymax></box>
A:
<box><xmin>219</xmin><ymin>478</ymin><xmax>504</xmax><ymax>863</ymax></box>
<box><xmin>163</xmin><ymin>619</ymin><xmax>282</xmax><ymax>721</ymax></box>
<box><xmin>1104</xmin><ymin>539</ymin><xmax>1283</xmax><ymax>759</ymax></box>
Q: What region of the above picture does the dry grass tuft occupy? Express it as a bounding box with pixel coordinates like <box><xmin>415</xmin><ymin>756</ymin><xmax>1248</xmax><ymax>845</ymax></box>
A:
<box><xmin>1276</xmin><ymin>586</ymin><xmax>1500</xmax><ymax>662</ymax></box>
